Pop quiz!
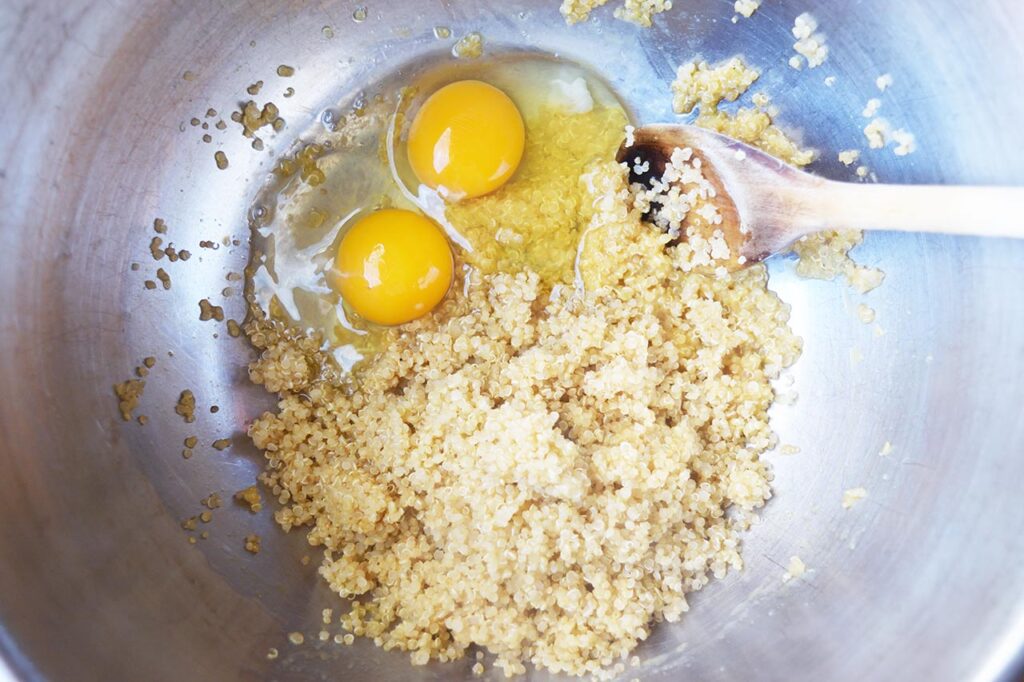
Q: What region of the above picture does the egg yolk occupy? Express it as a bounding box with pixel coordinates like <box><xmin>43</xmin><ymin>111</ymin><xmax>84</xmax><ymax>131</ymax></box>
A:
<box><xmin>334</xmin><ymin>209</ymin><xmax>454</xmax><ymax>326</ymax></box>
<box><xmin>407</xmin><ymin>80</ymin><xmax>526</xmax><ymax>201</ymax></box>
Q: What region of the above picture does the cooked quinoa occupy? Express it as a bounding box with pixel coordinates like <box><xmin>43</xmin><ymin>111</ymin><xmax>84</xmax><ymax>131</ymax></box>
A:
<box><xmin>243</xmin><ymin>52</ymin><xmax>881</xmax><ymax>677</ymax></box>
<box><xmin>864</xmin><ymin>117</ymin><xmax>890</xmax><ymax>149</ymax></box>
<box><xmin>248</xmin><ymin>153</ymin><xmax>800</xmax><ymax>675</ymax></box>
<box><xmin>113</xmin><ymin>378</ymin><xmax>145</xmax><ymax>421</ymax></box>
<box><xmin>560</xmin><ymin>0</ymin><xmax>673</xmax><ymax>27</ymax></box>
<box><xmin>791</xmin><ymin>12</ymin><xmax>829</xmax><ymax>69</ymax></box>
<box><xmin>890</xmin><ymin>128</ymin><xmax>916</xmax><ymax>156</ymax></box>
<box><xmin>842</xmin><ymin>487</ymin><xmax>868</xmax><ymax>509</ymax></box>
<box><xmin>838</xmin><ymin>149</ymin><xmax>861</xmax><ymax>166</ymax></box>
<box><xmin>669</xmin><ymin>57</ymin><xmax>882</xmax><ymax>289</ymax></box>
<box><xmin>734</xmin><ymin>0</ymin><xmax>761</xmax><ymax>18</ymax></box>
<box><xmin>782</xmin><ymin>555</ymin><xmax>806</xmax><ymax>582</ymax></box>
<box><xmin>671</xmin><ymin>58</ymin><xmax>760</xmax><ymax>117</ymax></box>
<box><xmin>671</xmin><ymin>59</ymin><xmax>814</xmax><ymax>166</ymax></box>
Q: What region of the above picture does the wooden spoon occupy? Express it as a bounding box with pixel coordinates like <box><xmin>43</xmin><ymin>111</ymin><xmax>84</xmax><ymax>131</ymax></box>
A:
<box><xmin>617</xmin><ymin>124</ymin><xmax>1024</xmax><ymax>264</ymax></box>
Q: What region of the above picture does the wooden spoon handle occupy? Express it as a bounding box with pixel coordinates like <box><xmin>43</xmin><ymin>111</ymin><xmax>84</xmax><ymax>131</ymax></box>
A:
<box><xmin>800</xmin><ymin>182</ymin><xmax>1024</xmax><ymax>240</ymax></box>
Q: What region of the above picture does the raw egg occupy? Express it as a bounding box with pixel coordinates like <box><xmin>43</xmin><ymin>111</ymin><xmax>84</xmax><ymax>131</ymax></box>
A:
<box><xmin>334</xmin><ymin>209</ymin><xmax>454</xmax><ymax>326</ymax></box>
<box><xmin>407</xmin><ymin>80</ymin><xmax>525</xmax><ymax>201</ymax></box>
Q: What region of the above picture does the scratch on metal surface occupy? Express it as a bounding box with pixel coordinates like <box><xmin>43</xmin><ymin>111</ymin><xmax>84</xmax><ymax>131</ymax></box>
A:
<box><xmin>899</xmin><ymin>459</ymin><xmax>938</xmax><ymax>471</ymax></box>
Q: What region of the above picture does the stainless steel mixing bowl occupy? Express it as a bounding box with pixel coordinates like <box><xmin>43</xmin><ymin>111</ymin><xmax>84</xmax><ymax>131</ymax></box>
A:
<box><xmin>2</xmin><ymin>0</ymin><xmax>1023</xmax><ymax>680</ymax></box>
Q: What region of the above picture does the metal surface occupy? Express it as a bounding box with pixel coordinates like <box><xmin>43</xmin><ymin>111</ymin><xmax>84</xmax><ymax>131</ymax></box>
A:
<box><xmin>1</xmin><ymin>1</ymin><xmax>1023</xmax><ymax>681</ymax></box>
